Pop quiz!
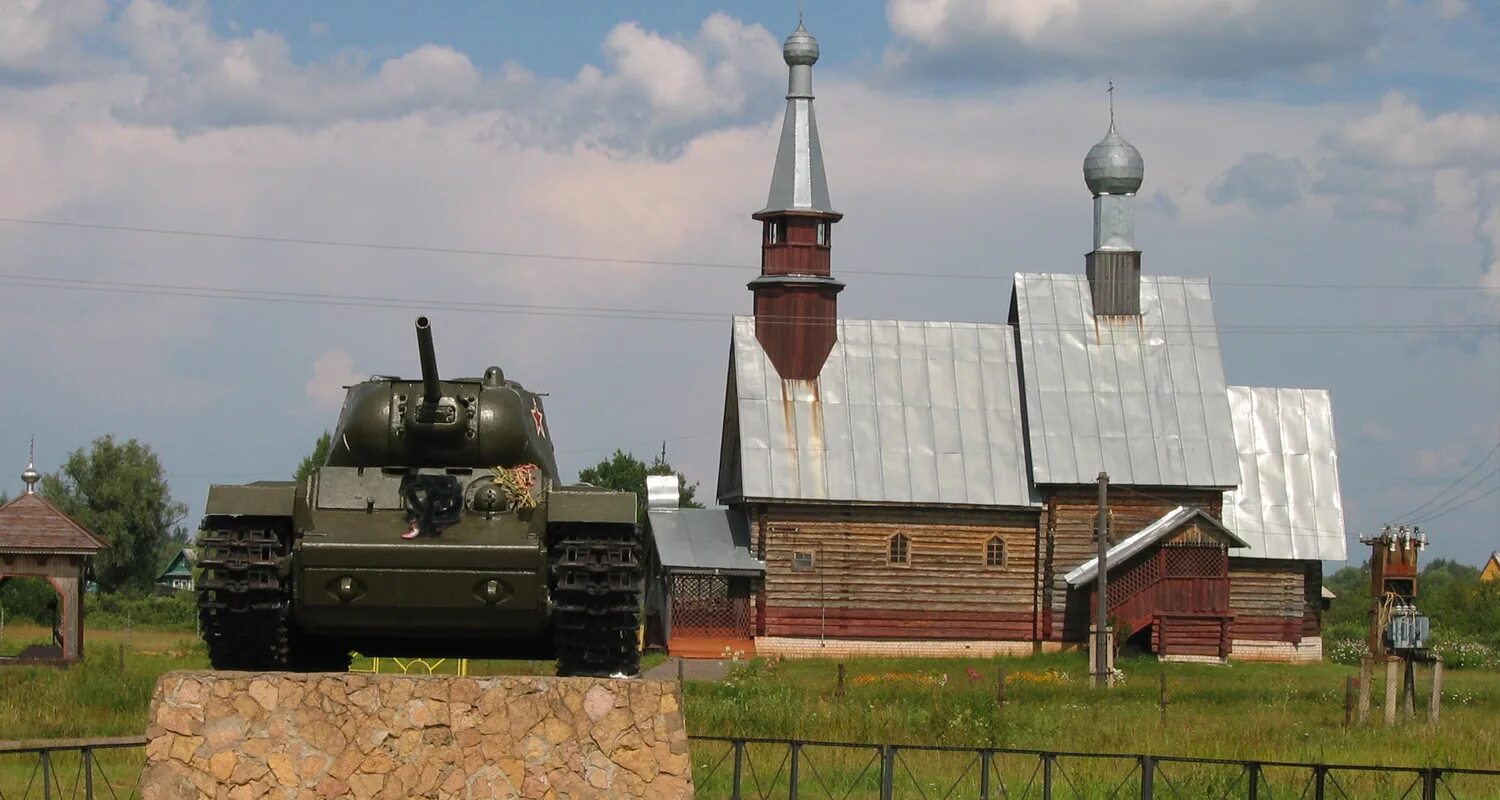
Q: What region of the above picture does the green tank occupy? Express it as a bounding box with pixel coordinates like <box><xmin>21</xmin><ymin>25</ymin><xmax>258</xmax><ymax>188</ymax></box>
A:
<box><xmin>196</xmin><ymin>316</ymin><xmax>642</xmax><ymax>677</ymax></box>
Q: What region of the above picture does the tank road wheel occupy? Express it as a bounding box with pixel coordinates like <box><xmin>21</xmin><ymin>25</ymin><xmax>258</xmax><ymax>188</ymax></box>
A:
<box><xmin>550</xmin><ymin>523</ymin><xmax>643</xmax><ymax>677</ymax></box>
<box><xmin>196</xmin><ymin>517</ymin><xmax>293</xmax><ymax>670</ymax></box>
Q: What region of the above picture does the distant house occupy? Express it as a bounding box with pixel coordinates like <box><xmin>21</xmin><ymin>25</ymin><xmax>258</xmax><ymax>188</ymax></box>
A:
<box><xmin>1483</xmin><ymin>553</ymin><xmax>1500</xmax><ymax>583</ymax></box>
<box><xmin>156</xmin><ymin>548</ymin><xmax>196</xmax><ymax>592</ymax></box>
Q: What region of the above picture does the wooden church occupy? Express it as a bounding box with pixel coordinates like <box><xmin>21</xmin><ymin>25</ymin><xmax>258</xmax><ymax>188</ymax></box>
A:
<box><xmin>647</xmin><ymin>21</ymin><xmax>1344</xmax><ymax>663</ymax></box>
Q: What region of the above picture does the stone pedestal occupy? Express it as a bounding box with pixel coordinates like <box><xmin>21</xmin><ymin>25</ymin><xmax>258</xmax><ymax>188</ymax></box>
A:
<box><xmin>140</xmin><ymin>671</ymin><xmax>693</xmax><ymax>799</ymax></box>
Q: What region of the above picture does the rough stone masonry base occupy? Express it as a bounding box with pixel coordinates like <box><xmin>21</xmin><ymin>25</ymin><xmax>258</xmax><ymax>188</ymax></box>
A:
<box><xmin>139</xmin><ymin>671</ymin><xmax>693</xmax><ymax>800</ymax></box>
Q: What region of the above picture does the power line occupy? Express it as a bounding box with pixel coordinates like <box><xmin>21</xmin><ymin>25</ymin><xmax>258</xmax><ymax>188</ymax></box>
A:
<box><xmin>1407</xmin><ymin>482</ymin><xmax>1500</xmax><ymax>525</ymax></box>
<box><xmin>1392</xmin><ymin>441</ymin><xmax>1500</xmax><ymax>523</ymax></box>
<box><xmin>0</xmin><ymin>215</ymin><xmax>1491</xmax><ymax>291</ymax></box>
<box><xmin>1407</xmin><ymin>465</ymin><xmax>1500</xmax><ymax>525</ymax></box>
<box><xmin>3</xmin><ymin>273</ymin><xmax>1497</xmax><ymax>336</ymax></box>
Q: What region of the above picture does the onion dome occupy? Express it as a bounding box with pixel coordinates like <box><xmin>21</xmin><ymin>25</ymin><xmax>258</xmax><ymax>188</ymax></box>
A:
<box><xmin>783</xmin><ymin>22</ymin><xmax>819</xmax><ymax>66</ymax></box>
<box><xmin>1083</xmin><ymin>122</ymin><xmax>1145</xmax><ymax>196</ymax></box>
<box><xmin>22</xmin><ymin>460</ymin><xmax>39</xmax><ymax>493</ymax></box>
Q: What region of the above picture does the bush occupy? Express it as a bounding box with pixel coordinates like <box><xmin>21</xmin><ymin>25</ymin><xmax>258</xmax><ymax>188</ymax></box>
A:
<box><xmin>84</xmin><ymin>591</ymin><xmax>197</xmax><ymax>631</ymax></box>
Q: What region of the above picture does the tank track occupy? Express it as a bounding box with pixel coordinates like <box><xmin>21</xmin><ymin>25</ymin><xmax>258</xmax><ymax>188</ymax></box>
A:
<box><xmin>550</xmin><ymin>523</ymin><xmax>643</xmax><ymax>677</ymax></box>
<box><xmin>196</xmin><ymin>516</ymin><xmax>350</xmax><ymax>672</ymax></box>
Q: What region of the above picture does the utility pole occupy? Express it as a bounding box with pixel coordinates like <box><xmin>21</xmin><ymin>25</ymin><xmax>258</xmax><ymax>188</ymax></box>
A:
<box><xmin>1093</xmin><ymin>472</ymin><xmax>1111</xmax><ymax>688</ymax></box>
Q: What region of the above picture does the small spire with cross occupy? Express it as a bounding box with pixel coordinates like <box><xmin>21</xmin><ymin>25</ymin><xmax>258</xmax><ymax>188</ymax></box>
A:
<box><xmin>22</xmin><ymin>435</ymin><xmax>40</xmax><ymax>494</ymax></box>
<box><xmin>1108</xmin><ymin>80</ymin><xmax>1115</xmax><ymax>129</ymax></box>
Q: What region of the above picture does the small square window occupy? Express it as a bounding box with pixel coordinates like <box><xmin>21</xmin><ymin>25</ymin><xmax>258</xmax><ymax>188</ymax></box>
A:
<box><xmin>986</xmin><ymin>536</ymin><xmax>1007</xmax><ymax>568</ymax></box>
<box><xmin>888</xmin><ymin>534</ymin><xmax>909</xmax><ymax>565</ymax></box>
<box><xmin>793</xmin><ymin>551</ymin><xmax>815</xmax><ymax>572</ymax></box>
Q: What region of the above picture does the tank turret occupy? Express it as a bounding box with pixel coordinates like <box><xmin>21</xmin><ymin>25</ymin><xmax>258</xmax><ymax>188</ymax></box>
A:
<box><xmin>324</xmin><ymin>318</ymin><xmax>560</xmax><ymax>481</ymax></box>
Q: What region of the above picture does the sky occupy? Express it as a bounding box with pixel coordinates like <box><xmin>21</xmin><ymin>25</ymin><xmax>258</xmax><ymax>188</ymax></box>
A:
<box><xmin>0</xmin><ymin>0</ymin><xmax>1496</xmax><ymax>566</ymax></box>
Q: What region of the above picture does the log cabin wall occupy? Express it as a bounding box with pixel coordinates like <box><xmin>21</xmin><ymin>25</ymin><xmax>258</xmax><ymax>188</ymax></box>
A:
<box><xmin>1043</xmin><ymin>486</ymin><xmax>1224</xmax><ymax>641</ymax></box>
<box><xmin>1228</xmin><ymin>558</ymin><xmax>1308</xmax><ymax>643</ymax></box>
<box><xmin>751</xmin><ymin>504</ymin><xmax>1041</xmax><ymax>641</ymax></box>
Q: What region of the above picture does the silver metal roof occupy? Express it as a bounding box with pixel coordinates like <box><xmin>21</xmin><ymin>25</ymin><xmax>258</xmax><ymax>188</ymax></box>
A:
<box><xmin>646</xmin><ymin>474</ymin><xmax>681</xmax><ymax>509</ymax></box>
<box><xmin>760</xmin><ymin>24</ymin><xmax>833</xmax><ymax>215</ymax></box>
<box><xmin>1084</xmin><ymin>122</ymin><xmax>1144</xmax><ymax>196</ymax></box>
<box><xmin>1012</xmin><ymin>274</ymin><xmax>1241</xmax><ymax>487</ymax></box>
<box><xmin>648</xmin><ymin>508</ymin><xmax>764</xmax><ymax>575</ymax></box>
<box><xmin>1065</xmin><ymin>506</ymin><xmax>1248</xmax><ymax>587</ymax></box>
<box><xmin>722</xmin><ymin>316</ymin><xmax>1036</xmax><ymax>506</ymax></box>
<box><xmin>1221</xmin><ymin>387</ymin><xmax>1347</xmax><ymax>561</ymax></box>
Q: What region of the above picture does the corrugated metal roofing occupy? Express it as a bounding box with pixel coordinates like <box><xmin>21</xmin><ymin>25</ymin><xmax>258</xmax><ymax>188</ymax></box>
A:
<box><xmin>1065</xmin><ymin>506</ymin><xmax>1248</xmax><ymax>587</ymax></box>
<box><xmin>0</xmin><ymin>494</ymin><xmax>108</xmax><ymax>553</ymax></box>
<box><xmin>1012</xmin><ymin>273</ymin><xmax>1240</xmax><ymax>487</ymax></box>
<box><xmin>648</xmin><ymin>508</ymin><xmax>764</xmax><ymax>574</ymax></box>
<box><xmin>1221</xmin><ymin>387</ymin><xmax>1347</xmax><ymax>561</ymax></box>
<box><xmin>724</xmin><ymin>316</ymin><xmax>1036</xmax><ymax>506</ymax></box>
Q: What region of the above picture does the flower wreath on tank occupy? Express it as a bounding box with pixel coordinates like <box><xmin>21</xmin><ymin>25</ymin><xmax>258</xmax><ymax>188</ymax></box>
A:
<box><xmin>491</xmin><ymin>464</ymin><xmax>543</xmax><ymax>509</ymax></box>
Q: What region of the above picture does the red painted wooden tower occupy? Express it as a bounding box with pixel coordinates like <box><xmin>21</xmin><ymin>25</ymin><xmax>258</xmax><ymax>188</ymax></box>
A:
<box><xmin>747</xmin><ymin>22</ymin><xmax>844</xmax><ymax>382</ymax></box>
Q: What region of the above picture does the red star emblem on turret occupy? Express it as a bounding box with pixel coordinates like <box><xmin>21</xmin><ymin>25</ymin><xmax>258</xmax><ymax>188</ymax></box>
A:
<box><xmin>531</xmin><ymin>398</ymin><xmax>546</xmax><ymax>437</ymax></box>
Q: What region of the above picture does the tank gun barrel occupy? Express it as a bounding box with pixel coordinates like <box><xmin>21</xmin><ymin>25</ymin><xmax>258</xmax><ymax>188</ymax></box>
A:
<box><xmin>415</xmin><ymin>316</ymin><xmax>441</xmax><ymax>404</ymax></box>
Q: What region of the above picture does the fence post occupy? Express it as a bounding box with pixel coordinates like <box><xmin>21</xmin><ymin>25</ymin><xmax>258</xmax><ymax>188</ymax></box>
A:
<box><xmin>1343</xmin><ymin>676</ymin><xmax>1355</xmax><ymax>728</ymax></box>
<box><xmin>1313</xmin><ymin>765</ymin><xmax>1327</xmax><ymax>800</ymax></box>
<box><xmin>1158</xmin><ymin>671</ymin><xmax>1168</xmax><ymax>727</ymax></box>
<box><xmin>1042</xmin><ymin>753</ymin><xmax>1055</xmax><ymax>800</ymax></box>
<box><xmin>1384</xmin><ymin>658</ymin><xmax>1399</xmax><ymax>725</ymax></box>
<box><xmin>1247</xmin><ymin>762</ymin><xmax>1260</xmax><ymax>800</ymax></box>
<box><xmin>1421</xmin><ymin>768</ymin><xmax>1438</xmax><ymax>800</ymax></box>
<box><xmin>1357</xmin><ymin>656</ymin><xmax>1372</xmax><ymax>724</ymax></box>
<box><xmin>789</xmin><ymin>741</ymin><xmax>801</xmax><ymax>800</ymax></box>
<box><xmin>979</xmin><ymin>750</ymin><xmax>992</xmax><ymax>800</ymax></box>
<box><xmin>42</xmin><ymin>749</ymin><xmax>53</xmax><ymax>800</ymax></box>
<box><xmin>1140</xmin><ymin>755</ymin><xmax>1154</xmax><ymax>800</ymax></box>
<box><xmin>1428</xmin><ymin>657</ymin><xmax>1443</xmax><ymax>725</ymax></box>
<box><xmin>880</xmin><ymin>746</ymin><xmax>896</xmax><ymax>800</ymax></box>
<box><xmin>731</xmin><ymin>740</ymin><xmax>744</xmax><ymax>800</ymax></box>
<box><xmin>84</xmin><ymin>746</ymin><xmax>95</xmax><ymax>799</ymax></box>
<box><xmin>836</xmin><ymin>663</ymin><xmax>846</xmax><ymax>700</ymax></box>
<box><xmin>997</xmin><ymin>667</ymin><xmax>1007</xmax><ymax>706</ymax></box>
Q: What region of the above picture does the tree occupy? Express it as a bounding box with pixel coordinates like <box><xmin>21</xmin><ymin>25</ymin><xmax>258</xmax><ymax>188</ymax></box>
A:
<box><xmin>40</xmin><ymin>436</ymin><xmax>187</xmax><ymax>593</ymax></box>
<box><xmin>0</xmin><ymin>490</ymin><xmax>8</xmax><ymax>506</ymax></box>
<box><xmin>295</xmin><ymin>431</ymin><xmax>333</xmax><ymax>482</ymax></box>
<box><xmin>576</xmin><ymin>449</ymin><xmax>703</xmax><ymax>509</ymax></box>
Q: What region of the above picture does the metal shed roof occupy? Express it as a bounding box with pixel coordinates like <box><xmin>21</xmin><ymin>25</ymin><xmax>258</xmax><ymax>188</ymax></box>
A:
<box><xmin>648</xmin><ymin>508</ymin><xmax>764</xmax><ymax>575</ymax></box>
<box><xmin>1064</xmin><ymin>506</ymin><xmax>1247</xmax><ymax>587</ymax></box>
<box><xmin>1012</xmin><ymin>274</ymin><xmax>1241</xmax><ymax>488</ymax></box>
<box><xmin>1221</xmin><ymin>387</ymin><xmax>1347</xmax><ymax>561</ymax></box>
<box><xmin>721</xmin><ymin>316</ymin><xmax>1036</xmax><ymax>506</ymax></box>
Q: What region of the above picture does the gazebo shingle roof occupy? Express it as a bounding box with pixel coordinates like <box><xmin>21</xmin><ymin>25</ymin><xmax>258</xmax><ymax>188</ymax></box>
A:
<box><xmin>0</xmin><ymin>494</ymin><xmax>108</xmax><ymax>553</ymax></box>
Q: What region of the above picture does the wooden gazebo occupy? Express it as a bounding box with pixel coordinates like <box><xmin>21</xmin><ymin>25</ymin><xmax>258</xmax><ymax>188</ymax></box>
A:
<box><xmin>0</xmin><ymin>463</ymin><xmax>107</xmax><ymax>663</ymax></box>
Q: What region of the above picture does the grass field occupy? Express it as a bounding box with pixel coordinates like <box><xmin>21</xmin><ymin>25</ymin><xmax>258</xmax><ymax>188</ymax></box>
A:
<box><xmin>2</xmin><ymin>625</ymin><xmax>1497</xmax><ymax>797</ymax></box>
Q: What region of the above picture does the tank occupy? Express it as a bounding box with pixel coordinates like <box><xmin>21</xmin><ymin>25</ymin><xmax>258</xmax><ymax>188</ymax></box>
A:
<box><xmin>195</xmin><ymin>317</ymin><xmax>642</xmax><ymax>677</ymax></box>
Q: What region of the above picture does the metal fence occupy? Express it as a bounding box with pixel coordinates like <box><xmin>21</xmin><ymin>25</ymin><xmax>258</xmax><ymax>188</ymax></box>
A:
<box><xmin>0</xmin><ymin>738</ymin><xmax>147</xmax><ymax>800</ymax></box>
<box><xmin>3</xmin><ymin>735</ymin><xmax>1498</xmax><ymax>800</ymax></box>
<box><xmin>687</xmin><ymin>737</ymin><xmax>1500</xmax><ymax>800</ymax></box>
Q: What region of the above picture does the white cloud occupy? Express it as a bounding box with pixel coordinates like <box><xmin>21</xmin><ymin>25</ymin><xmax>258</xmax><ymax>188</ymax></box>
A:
<box><xmin>0</xmin><ymin>0</ymin><xmax>110</xmax><ymax>82</ymax></box>
<box><xmin>306</xmin><ymin>350</ymin><xmax>362</xmax><ymax>411</ymax></box>
<box><xmin>885</xmin><ymin>0</ymin><xmax>1384</xmax><ymax>80</ymax></box>
<box><xmin>496</xmin><ymin>12</ymin><xmax>782</xmax><ymax>158</ymax></box>
<box><xmin>1333</xmin><ymin>91</ymin><xmax>1500</xmax><ymax>171</ymax></box>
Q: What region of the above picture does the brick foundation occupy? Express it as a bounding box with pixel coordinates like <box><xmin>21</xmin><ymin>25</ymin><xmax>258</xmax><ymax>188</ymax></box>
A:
<box><xmin>1230</xmin><ymin>636</ymin><xmax>1323</xmax><ymax>663</ymax></box>
<box><xmin>755</xmin><ymin>637</ymin><xmax>1038</xmax><ymax>659</ymax></box>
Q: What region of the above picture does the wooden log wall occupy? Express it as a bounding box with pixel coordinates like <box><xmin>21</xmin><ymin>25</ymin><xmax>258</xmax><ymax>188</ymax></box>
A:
<box><xmin>754</xmin><ymin>504</ymin><xmax>1040</xmax><ymax>640</ymax></box>
<box><xmin>1044</xmin><ymin>486</ymin><xmax>1223</xmax><ymax>640</ymax></box>
<box><xmin>1229</xmin><ymin>558</ymin><xmax>1308</xmax><ymax>643</ymax></box>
